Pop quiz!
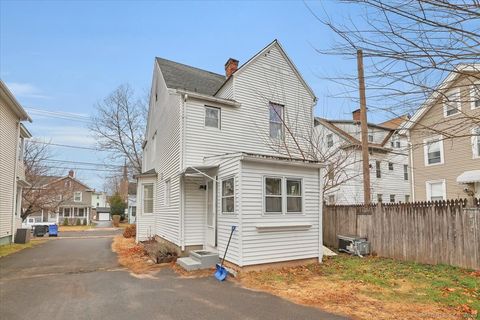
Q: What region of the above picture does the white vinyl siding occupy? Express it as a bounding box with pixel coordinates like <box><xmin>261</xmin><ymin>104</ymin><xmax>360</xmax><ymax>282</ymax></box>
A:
<box><xmin>241</xmin><ymin>160</ymin><xmax>320</xmax><ymax>266</ymax></box>
<box><xmin>0</xmin><ymin>100</ymin><xmax>19</xmax><ymax>241</ymax></box>
<box><xmin>424</xmin><ymin>136</ymin><xmax>444</xmax><ymax>166</ymax></box>
<box><xmin>165</xmin><ymin>179</ymin><xmax>171</xmax><ymax>206</ymax></box>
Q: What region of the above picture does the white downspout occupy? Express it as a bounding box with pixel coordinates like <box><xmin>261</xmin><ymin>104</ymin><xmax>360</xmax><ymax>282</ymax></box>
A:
<box><xmin>10</xmin><ymin>121</ymin><xmax>20</xmax><ymax>242</ymax></box>
<box><xmin>318</xmin><ymin>167</ymin><xmax>324</xmax><ymax>263</ymax></box>
<box><xmin>407</xmin><ymin>132</ymin><xmax>415</xmax><ymax>201</ymax></box>
<box><xmin>180</xmin><ymin>93</ymin><xmax>188</xmax><ymax>250</ymax></box>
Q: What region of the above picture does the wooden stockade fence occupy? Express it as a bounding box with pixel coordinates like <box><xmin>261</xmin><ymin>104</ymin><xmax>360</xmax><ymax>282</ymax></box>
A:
<box><xmin>323</xmin><ymin>199</ymin><xmax>480</xmax><ymax>270</ymax></box>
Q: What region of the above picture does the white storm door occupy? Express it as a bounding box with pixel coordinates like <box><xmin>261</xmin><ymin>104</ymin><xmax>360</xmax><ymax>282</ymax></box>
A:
<box><xmin>206</xmin><ymin>180</ymin><xmax>216</xmax><ymax>248</ymax></box>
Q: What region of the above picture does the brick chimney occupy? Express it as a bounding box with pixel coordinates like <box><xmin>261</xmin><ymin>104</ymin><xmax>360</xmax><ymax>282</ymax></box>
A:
<box><xmin>68</xmin><ymin>169</ymin><xmax>75</xmax><ymax>178</ymax></box>
<box><xmin>225</xmin><ymin>58</ymin><xmax>239</xmax><ymax>78</ymax></box>
<box><xmin>352</xmin><ymin>109</ymin><xmax>361</xmax><ymax>122</ymax></box>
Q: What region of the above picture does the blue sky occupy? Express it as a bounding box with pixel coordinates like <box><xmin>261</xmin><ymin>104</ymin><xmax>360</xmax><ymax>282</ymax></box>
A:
<box><xmin>1</xmin><ymin>0</ymin><xmax>379</xmax><ymax>190</ymax></box>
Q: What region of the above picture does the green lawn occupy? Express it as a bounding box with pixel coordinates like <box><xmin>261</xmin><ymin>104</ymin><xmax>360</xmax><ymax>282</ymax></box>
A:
<box><xmin>0</xmin><ymin>240</ymin><xmax>47</xmax><ymax>258</ymax></box>
<box><xmin>319</xmin><ymin>255</ymin><xmax>479</xmax><ymax>313</ymax></box>
<box><xmin>242</xmin><ymin>254</ymin><xmax>479</xmax><ymax>319</ymax></box>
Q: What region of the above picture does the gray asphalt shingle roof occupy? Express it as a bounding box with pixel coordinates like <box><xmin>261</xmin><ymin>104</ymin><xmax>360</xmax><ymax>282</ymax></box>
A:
<box><xmin>156</xmin><ymin>57</ymin><xmax>226</xmax><ymax>96</ymax></box>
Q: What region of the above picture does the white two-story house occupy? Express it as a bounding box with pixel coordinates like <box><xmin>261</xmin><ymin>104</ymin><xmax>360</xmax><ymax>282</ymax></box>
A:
<box><xmin>0</xmin><ymin>80</ymin><xmax>31</xmax><ymax>244</ymax></box>
<box><xmin>315</xmin><ymin>110</ymin><xmax>411</xmax><ymax>205</ymax></box>
<box><xmin>136</xmin><ymin>40</ymin><xmax>324</xmax><ymax>269</ymax></box>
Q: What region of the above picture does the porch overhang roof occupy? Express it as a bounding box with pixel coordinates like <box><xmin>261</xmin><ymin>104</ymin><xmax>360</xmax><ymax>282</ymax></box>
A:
<box><xmin>457</xmin><ymin>170</ymin><xmax>480</xmax><ymax>184</ymax></box>
<box><xmin>133</xmin><ymin>169</ymin><xmax>157</xmax><ymax>179</ymax></box>
<box><xmin>181</xmin><ymin>165</ymin><xmax>219</xmax><ymax>175</ymax></box>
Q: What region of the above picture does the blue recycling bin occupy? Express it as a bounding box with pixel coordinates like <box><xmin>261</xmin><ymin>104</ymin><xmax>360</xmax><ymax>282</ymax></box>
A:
<box><xmin>48</xmin><ymin>224</ymin><xmax>58</xmax><ymax>237</ymax></box>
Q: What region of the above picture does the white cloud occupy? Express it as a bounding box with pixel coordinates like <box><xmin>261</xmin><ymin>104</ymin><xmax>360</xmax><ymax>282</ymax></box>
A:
<box><xmin>5</xmin><ymin>82</ymin><xmax>51</xmax><ymax>99</ymax></box>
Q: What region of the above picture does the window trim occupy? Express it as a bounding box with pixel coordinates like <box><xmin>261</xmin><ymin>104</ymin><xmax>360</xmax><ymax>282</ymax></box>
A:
<box><xmin>423</xmin><ymin>136</ymin><xmax>444</xmax><ymax>166</ymax></box>
<box><xmin>268</xmin><ymin>102</ymin><xmax>285</xmax><ymax>140</ymax></box>
<box><xmin>263</xmin><ymin>176</ymin><xmax>304</xmax><ymax>215</ymax></box>
<box><xmin>221</xmin><ymin>176</ymin><xmax>235</xmax><ymax>214</ymax></box>
<box><xmin>204</xmin><ymin>106</ymin><xmax>221</xmax><ymax>129</ymax></box>
<box><xmin>443</xmin><ymin>88</ymin><xmax>461</xmax><ymax>117</ymax></box>
<box><xmin>426</xmin><ymin>179</ymin><xmax>446</xmax><ymax>202</ymax></box>
<box><xmin>471</xmin><ymin>82</ymin><xmax>480</xmax><ymax>110</ymax></box>
<box><xmin>74</xmin><ymin>191</ymin><xmax>82</xmax><ymax>202</ymax></box>
<box><xmin>472</xmin><ymin>127</ymin><xmax>480</xmax><ymax>159</ymax></box>
<box><xmin>142</xmin><ymin>183</ymin><xmax>154</xmax><ymax>215</ymax></box>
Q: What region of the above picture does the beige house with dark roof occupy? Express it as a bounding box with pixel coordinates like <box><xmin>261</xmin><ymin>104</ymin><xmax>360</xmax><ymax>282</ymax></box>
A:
<box><xmin>403</xmin><ymin>65</ymin><xmax>480</xmax><ymax>201</ymax></box>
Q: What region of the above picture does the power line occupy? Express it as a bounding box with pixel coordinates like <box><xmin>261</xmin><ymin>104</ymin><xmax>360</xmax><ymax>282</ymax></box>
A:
<box><xmin>26</xmin><ymin>107</ymin><xmax>92</xmax><ymax>123</ymax></box>
<box><xmin>44</xmin><ymin>159</ymin><xmax>124</xmax><ymax>168</ymax></box>
<box><xmin>28</xmin><ymin>140</ymin><xmax>101</xmax><ymax>151</ymax></box>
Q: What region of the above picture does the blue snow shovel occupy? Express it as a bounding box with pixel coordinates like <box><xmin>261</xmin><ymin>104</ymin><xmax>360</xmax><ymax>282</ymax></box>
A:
<box><xmin>214</xmin><ymin>225</ymin><xmax>236</xmax><ymax>281</ymax></box>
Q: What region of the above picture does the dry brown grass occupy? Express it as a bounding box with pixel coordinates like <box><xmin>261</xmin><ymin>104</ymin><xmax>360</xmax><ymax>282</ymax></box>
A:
<box><xmin>111</xmin><ymin>235</ymin><xmax>171</xmax><ymax>274</ymax></box>
<box><xmin>238</xmin><ymin>256</ymin><xmax>473</xmax><ymax>320</ymax></box>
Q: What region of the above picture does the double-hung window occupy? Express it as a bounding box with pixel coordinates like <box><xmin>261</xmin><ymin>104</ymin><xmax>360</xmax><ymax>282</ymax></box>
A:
<box><xmin>426</xmin><ymin>180</ymin><xmax>445</xmax><ymax>201</ymax></box>
<box><xmin>368</xmin><ymin>134</ymin><xmax>374</xmax><ymax>142</ymax></box>
<box><xmin>388</xmin><ymin>162</ymin><xmax>394</xmax><ymax>171</ymax></box>
<box><xmin>376</xmin><ymin>161</ymin><xmax>381</xmax><ymax>178</ymax></box>
<box><xmin>403</xmin><ymin>164</ymin><xmax>408</xmax><ymax>180</ymax></box>
<box><xmin>74</xmin><ymin>192</ymin><xmax>82</xmax><ymax>202</ymax></box>
<box><xmin>424</xmin><ymin>137</ymin><xmax>444</xmax><ymax>165</ymax></box>
<box><xmin>473</xmin><ymin>127</ymin><xmax>480</xmax><ymax>159</ymax></box>
<box><xmin>326</xmin><ymin>134</ymin><xmax>333</xmax><ymax>147</ymax></box>
<box><xmin>443</xmin><ymin>89</ymin><xmax>460</xmax><ymax>117</ymax></box>
<box><xmin>390</xmin><ymin>194</ymin><xmax>395</xmax><ymax>203</ymax></box>
<box><xmin>265</xmin><ymin>178</ymin><xmax>282</xmax><ymax>213</ymax></box>
<box><xmin>205</xmin><ymin>106</ymin><xmax>220</xmax><ymax>129</ymax></box>
<box><xmin>269</xmin><ymin>102</ymin><xmax>284</xmax><ymax>140</ymax></box>
<box><xmin>221</xmin><ymin>178</ymin><xmax>235</xmax><ymax>213</ymax></box>
<box><xmin>471</xmin><ymin>82</ymin><xmax>480</xmax><ymax>109</ymax></box>
<box><xmin>143</xmin><ymin>183</ymin><xmax>154</xmax><ymax>214</ymax></box>
<box><xmin>264</xmin><ymin>177</ymin><xmax>303</xmax><ymax>214</ymax></box>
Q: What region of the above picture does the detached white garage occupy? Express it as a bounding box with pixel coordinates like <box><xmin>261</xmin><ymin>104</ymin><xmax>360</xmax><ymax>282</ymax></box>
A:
<box><xmin>96</xmin><ymin>207</ymin><xmax>111</xmax><ymax>221</ymax></box>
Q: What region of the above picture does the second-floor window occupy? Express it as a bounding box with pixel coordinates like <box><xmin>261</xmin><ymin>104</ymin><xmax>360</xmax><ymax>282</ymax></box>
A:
<box><xmin>376</xmin><ymin>161</ymin><xmax>381</xmax><ymax>178</ymax></box>
<box><xmin>269</xmin><ymin>102</ymin><xmax>284</xmax><ymax>140</ymax></box>
<box><xmin>74</xmin><ymin>192</ymin><xmax>82</xmax><ymax>202</ymax></box>
<box><xmin>388</xmin><ymin>162</ymin><xmax>394</xmax><ymax>171</ymax></box>
<box><xmin>368</xmin><ymin>134</ymin><xmax>374</xmax><ymax>142</ymax></box>
<box><xmin>205</xmin><ymin>106</ymin><xmax>220</xmax><ymax>129</ymax></box>
<box><xmin>424</xmin><ymin>137</ymin><xmax>444</xmax><ymax>165</ymax></box>
<box><xmin>473</xmin><ymin>127</ymin><xmax>480</xmax><ymax>158</ymax></box>
<box><xmin>443</xmin><ymin>89</ymin><xmax>460</xmax><ymax>117</ymax></box>
<box><xmin>471</xmin><ymin>82</ymin><xmax>480</xmax><ymax>109</ymax></box>
<box><xmin>326</xmin><ymin>134</ymin><xmax>333</xmax><ymax>147</ymax></box>
<box><xmin>403</xmin><ymin>164</ymin><xmax>409</xmax><ymax>180</ymax></box>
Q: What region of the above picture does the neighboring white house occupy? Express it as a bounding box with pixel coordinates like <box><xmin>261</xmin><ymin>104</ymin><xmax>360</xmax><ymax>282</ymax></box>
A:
<box><xmin>0</xmin><ymin>80</ymin><xmax>32</xmax><ymax>245</ymax></box>
<box><xmin>136</xmin><ymin>40</ymin><xmax>324</xmax><ymax>269</ymax></box>
<box><xmin>91</xmin><ymin>191</ymin><xmax>109</xmax><ymax>209</ymax></box>
<box><xmin>314</xmin><ymin>110</ymin><xmax>411</xmax><ymax>205</ymax></box>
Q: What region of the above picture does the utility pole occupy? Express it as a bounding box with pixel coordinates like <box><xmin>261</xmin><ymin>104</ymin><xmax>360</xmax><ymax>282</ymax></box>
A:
<box><xmin>357</xmin><ymin>49</ymin><xmax>371</xmax><ymax>204</ymax></box>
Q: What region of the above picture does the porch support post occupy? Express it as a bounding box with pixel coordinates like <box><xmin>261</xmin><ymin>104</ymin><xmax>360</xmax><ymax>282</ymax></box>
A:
<box><xmin>180</xmin><ymin>176</ymin><xmax>185</xmax><ymax>251</ymax></box>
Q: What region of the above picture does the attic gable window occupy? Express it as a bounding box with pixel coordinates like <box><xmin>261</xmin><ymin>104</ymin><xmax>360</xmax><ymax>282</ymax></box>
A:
<box><xmin>326</xmin><ymin>134</ymin><xmax>333</xmax><ymax>147</ymax></box>
<box><xmin>205</xmin><ymin>106</ymin><xmax>220</xmax><ymax>129</ymax></box>
<box><xmin>443</xmin><ymin>89</ymin><xmax>461</xmax><ymax>117</ymax></box>
<box><xmin>269</xmin><ymin>102</ymin><xmax>284</xmax><ymax>140</ymax></box>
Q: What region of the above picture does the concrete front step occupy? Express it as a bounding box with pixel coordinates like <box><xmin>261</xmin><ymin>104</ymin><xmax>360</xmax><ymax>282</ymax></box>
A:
<box><xmin>176</xmin><ymin>250</ymin><xmax>219</xmax><ymax>271</ymax></box>
<box><xmin>190</xmin><ymin>250</ymin><xmax>219</xmax><ymax>267</ymax></box>
<box><xmin>176</xmin><ymin>257</ymin><xmax>202</xmax><ymax>271</ymax></box>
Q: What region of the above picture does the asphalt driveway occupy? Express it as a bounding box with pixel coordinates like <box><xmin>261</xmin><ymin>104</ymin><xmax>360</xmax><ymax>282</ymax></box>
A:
<box><xmin>0</xmin><ymin>231</ymin><xmax>347</xmax><ymax>320</ymax></box>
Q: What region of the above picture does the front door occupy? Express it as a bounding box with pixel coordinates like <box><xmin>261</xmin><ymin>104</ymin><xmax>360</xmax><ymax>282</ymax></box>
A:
<box><xmin>206</xmin><ymin>180</ymin><xmax>216</xmax><ymax>248</ymax></box>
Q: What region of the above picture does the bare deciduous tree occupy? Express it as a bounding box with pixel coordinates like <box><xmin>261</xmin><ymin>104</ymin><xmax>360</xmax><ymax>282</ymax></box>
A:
<box><xmin>90</xmin><ymin>84</ymin><xmax>147</xmax><ymax>175</ymax></box>
<box><xmin>21</xmin><ymin>140</ymin><xmax>72</xmax><ymax>220</ymax></box>
<box><xmin>307</xmin><ymin>0</ymin><xmax>479</xmax><ymax>138</ymax></box>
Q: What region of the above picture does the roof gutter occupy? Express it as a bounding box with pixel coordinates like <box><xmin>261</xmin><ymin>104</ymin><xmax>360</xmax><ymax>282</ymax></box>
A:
<box><xmin>176</xmin><ymin>89</ymin><xmax>241</xmax><ymax>107</ymax></box>
<box><xmin>239</xmin><ymin>154</ymin><xmax>324</xmax><ymax>169</ymax></box>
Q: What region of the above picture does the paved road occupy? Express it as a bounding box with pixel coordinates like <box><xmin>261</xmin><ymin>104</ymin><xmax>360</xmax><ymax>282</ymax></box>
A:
<box><xmin>0</xmin><ymin>230</ymin><xmax>347</xmax><ymax>320</ymax></box>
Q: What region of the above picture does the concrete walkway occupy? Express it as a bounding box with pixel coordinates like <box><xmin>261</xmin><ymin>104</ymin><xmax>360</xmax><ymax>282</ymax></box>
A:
<box><xmin>0</xmin><ymin>231</ymin><xmax>348</xmax><ymax>320</ymax></box>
